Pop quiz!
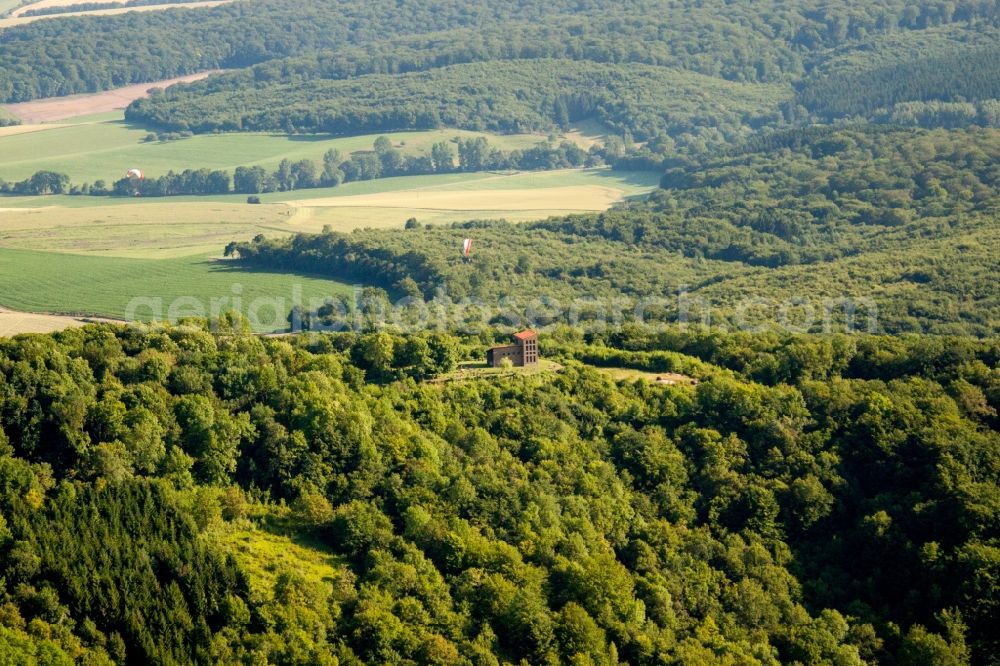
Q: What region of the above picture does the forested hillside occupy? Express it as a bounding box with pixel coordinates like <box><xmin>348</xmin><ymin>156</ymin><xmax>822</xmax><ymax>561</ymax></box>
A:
<box><xmin>0</xmin><ymin>322</ymin><xmax>997</xmax><ymax>664</ymax></box>
<box><xmin>225</xmin><ymin>125</ymin><xmax>1000</xmax><ymax>336</ymax></box>
<box><xmin>797</xmin><ymin>41</ymin><xmax>1000</xmax><ymax>121</ymax></box>
<box><xmin>5</xmin><ymin>0</ymin><xmax>998</xmax><ymax>103</ymax></box>
<box><xmin>111</xmin><ymin>0</ymin><xmax>1000</xmax><ymax>160</ymax></box>
<box><xmin>126</xmin><ymin>59</ymin><xmax>788</xmax><ymax>149</ymax></box>
<box><xmin>2</xmin><ymin>0</ymin><xmax>998</xmax><ymax>152</ymax></box>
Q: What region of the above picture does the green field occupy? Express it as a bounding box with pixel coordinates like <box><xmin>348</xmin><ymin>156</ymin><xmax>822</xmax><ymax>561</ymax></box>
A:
<box><xmin>0</xmin><ymin>112</ymin><xmax>659</xmax><ymax>327</ymax></box>
<box><xmin>0</xmin><ymin>247</ymin><xmax>354</xmax><ymax>330</ymax></box>
<box><xmin>0</xmin><ymin>112</ymin><xmax>555</xmax><ymax>183</ymax></box>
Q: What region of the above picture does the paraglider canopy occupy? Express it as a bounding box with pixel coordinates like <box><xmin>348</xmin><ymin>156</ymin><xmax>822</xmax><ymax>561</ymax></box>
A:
<box><xmin>462</xmin><ymin>238</ymin><xmax>472</xmax><ymax>258</ymax></box>
<box><xmin>126</xmin><ymin>168</ymin><xmax>144</xmax><ymax>197</ymax></box>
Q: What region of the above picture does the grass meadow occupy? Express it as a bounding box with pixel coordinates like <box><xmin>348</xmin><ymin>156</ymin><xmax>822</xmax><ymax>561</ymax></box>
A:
<box><xmin>0</xmin><ymin>248</ymin><xmax>354</xmax><ymax>330</ymax></box>
<box><xmin>0</xmin><ymin>112</ymin><xmax>554</xmax><ymax>183</ymax></box>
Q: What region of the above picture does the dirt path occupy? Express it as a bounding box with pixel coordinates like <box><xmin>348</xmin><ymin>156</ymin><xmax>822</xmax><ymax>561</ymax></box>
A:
<box><xmin>0</xmin><ymin>0</ymin><xmax>231</xmax><ymax>29</ymax></box>
<box><xmin>1</xmin><ymin>71</ymin><xmax>223</xmax><ymax>123</ymax></box>
<box><xmin>10</xmin><ymin>0</ymin><xmax>120</xmax><ymax>17</ymax></box>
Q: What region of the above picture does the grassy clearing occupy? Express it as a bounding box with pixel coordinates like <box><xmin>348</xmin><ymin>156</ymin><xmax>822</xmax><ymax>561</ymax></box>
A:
<box><xmin>207</xmin><ymin>517</ymin><xmax>347</xmax><ymax>599</ymax></box>
<box><xmin>432</xmin><ymin>359</ymin><xmax>563</xmax><ymax>383</ymax></box>
<box><xmin>0</xmin><ymin>247</ymin><xmax>353</xmax><ymax>329</ymax></box>
<box><xmin>0</xmin><ymin>112</ymin><xmax>558</xmax><ymax>183</ymax></box>
<box><xmin>589</xmin><ymin>366</ymin><xmax>699</xmax><ymax>385</ymax></box>
<box><xmin>562</xmin><ymin>119</ymin><xmax>614</xmax><ymax>149</ymax></box>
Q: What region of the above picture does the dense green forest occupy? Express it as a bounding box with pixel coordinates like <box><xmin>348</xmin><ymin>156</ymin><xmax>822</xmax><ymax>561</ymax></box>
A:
<box><xmin>4</xmin><ymin>0</ymin><xmax>998</xmax><ymax>103</ymax></box>
<box><xmin>120</xmin><ymin>5</ymin><xmax>1000</xmax><ymax>141</ymax></box>
<box><xmin>224</xmin><ymin>125</ymin><xmax>1000</xmax><ymax>337</ymax></box>
<box><xmin>1</xmin><ymin>0</ymin><xmax>998</xmax><ymax>152</ymax></box>
<box><xmin>125</xmin><ymin>59</ymin><xmax>787</xmax><ymax>150</ymax></box>
<box><xmin>0</xmin><ymin>322</ymin><xmax>997</xmax><ymax>663</ymax></box>
<box><xmin>796</xmin><ymin>42</ymin><xmax>1000</xmax><ymax>121</ymax></box>
<box><xmin>112</xmin><ymin>1</ymin><xmax>1000</xmax><ymax>156</ymax></box>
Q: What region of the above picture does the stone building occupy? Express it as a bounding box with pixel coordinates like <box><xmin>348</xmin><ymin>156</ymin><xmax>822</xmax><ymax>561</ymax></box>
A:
<box><xmin>487</xmin><ymin>330</ymin><xmax>539</xmax><ymax>367</ymax></box>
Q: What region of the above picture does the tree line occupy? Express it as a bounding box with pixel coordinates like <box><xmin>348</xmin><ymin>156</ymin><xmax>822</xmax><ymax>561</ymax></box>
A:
<box><xmin>0</xmin><ymin>170</ymin><xmax>70</xmax><ymax>195</ymax></box>
<box><xmin>226</xmin><ymin>135</ymin><xmax>591</xmax><ymax>196</ymax></box>
<box><xmin>0</xmin><ymin>135</ymin><xmax>597</xmax><ymax>199</ymax></box>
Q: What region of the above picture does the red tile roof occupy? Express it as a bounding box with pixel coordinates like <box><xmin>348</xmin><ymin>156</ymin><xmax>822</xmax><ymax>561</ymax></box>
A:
<box><xmin>513</xmin><ymin>329</ymin><xmax>537</xmax><ymax>340</ymax></box>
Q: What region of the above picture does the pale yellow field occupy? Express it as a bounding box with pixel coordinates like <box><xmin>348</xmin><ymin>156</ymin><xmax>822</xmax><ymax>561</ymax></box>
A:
<box><xmin>288</xmin><ymin>185</ymin><xmax>625</xmax><ymax>212</ymax></box>
<box><xmin>0</xmin><ymin>200</ymin><xmax>585</xmax><ymax>256</ymax></box>
<box><xmin>0</xmin><ymin>168</ymin><xmax>655</xmax><ymax>257</ymax></box>
<box><xmin>592</xmin><ymin>367</ymin><xmax>699</xmax><ymax>385</ymax></box>
<box><xmin>0</xmin><ymin>0</ymin><xmax>231</xmax><ymax>28</ymax></box>
<box><xmin>0</xmin><ymin>123</ymin><xmax>69</xmax><ymax>138</ymax></box>
<box><xmin>0</xmin><ymin>202</ymin><xmax>295</xmax><ymax>257</ymax></box>
<box><xmin>0</xmin><ymin>307</ymin><xmax>97</xmax><ymax>336</ymax></box>
<box><xmin>289</xmin><ymin>206</ymin><xmax>583</xmax><ymax>233</ymax></box>
<box><xmin>2</xmin><ymin>72</ymin><xmax>223</xmax><ymax>123</ymax></box>
<box><xmin>562</xmin><ymin>119</ymin><xmax>612</xmax><ymax>149</ymax></box>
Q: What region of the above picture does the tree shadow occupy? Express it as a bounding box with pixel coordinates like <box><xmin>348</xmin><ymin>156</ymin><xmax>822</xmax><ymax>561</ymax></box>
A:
<box><xmin>585</xmin><ymin>168</ymin><xmax>662</xmax><ymax>189</ymax></box>
<box><xmin>200</xmin><ymin>257</ymin><xmax>346</xmax><ymax>283</ymax></box>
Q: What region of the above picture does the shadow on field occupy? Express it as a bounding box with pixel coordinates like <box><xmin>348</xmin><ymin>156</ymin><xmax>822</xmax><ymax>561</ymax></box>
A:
<box><xmin>202</xmin><ymin>257</ymin><xmax>358</xmax><ymax>286</ymax></box>
<box><xmin>585</xmin><ymin>168</ymin><xmax>662</xmax><ymax>189</ymax></box>
<box><xmin>282</xmin><ymin>133</ymin><xmax>342</xmax><ymax>142</ymax></box>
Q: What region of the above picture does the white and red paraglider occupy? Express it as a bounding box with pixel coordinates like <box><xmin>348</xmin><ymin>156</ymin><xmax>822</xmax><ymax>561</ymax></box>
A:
<box><xmin>462</xmin><ymin>238</ymin><xmax>473</xmax><ymax>262</ymax></box>
<box><xmin>126</xmin><ymin>168</ymin><xmax>144</xmax><ymax>197</ymax></box>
